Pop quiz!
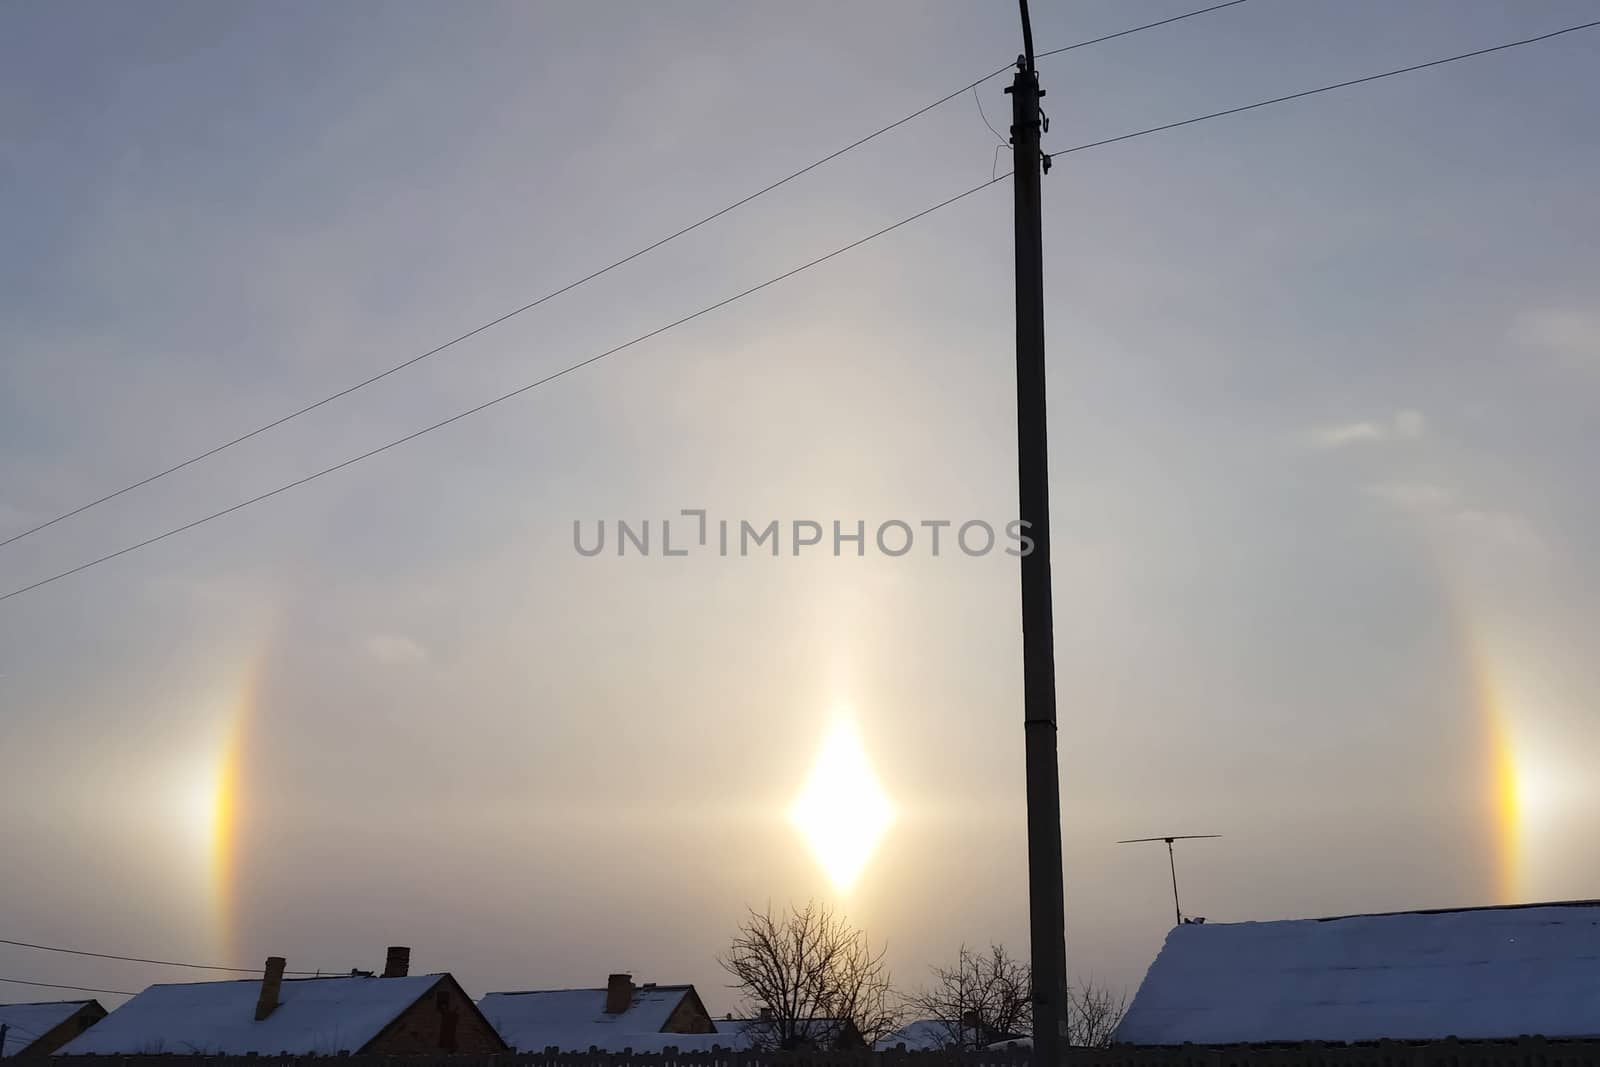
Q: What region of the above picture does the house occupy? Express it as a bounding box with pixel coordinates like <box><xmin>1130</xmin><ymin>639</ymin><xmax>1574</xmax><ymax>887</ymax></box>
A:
<box><xmin>720</xmin><ymin>1012</ymin><xmax>867</xmax><ymax>1051</ymax></box>
<box><xmin>876</xmin><ymin>1016</ymin><xmax>1023</xmax><ymax>1051</ymax></box>
<box><xmin>1116</xmin><ymin>900</ymin><xmax>1600</xmax><ymax>1046</ymax></box>
<box><xmin>479</xmin><ymin>973</ymin><xmax>718</xmax><ymax>1052</ymax></box>
<box><xmin>0</xmin><ymin>1000</ymin><xmax>106</xmax><ymax>1058</ymax></box>
<box><xmin>876</xmin><ymin>1018</ymin><xmax>956</xmax><ymax>1051</ymax></box>
<box><xmin>58</xmin><ymin>948</ymin><xmax>506</xmax><ymax>1056</ymax></box>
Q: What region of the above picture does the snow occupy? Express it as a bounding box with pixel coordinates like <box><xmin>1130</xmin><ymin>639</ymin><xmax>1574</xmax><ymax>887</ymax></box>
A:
<box><xmin>0</xmin><ymin>1001</ymin><xmax>93</xmax><ymax>1056</ymax></box>
<box><xmin>708</xmin><ymin>1019</ymin><xmax>761</xmax><ymax>1049</ymax></box>
<box><xmin>1116</xmin><ymin>902</ymin><xmax>1600</xmax><ymax>1045</ymax></box>
<box><xmin>720</xmin><ymin>1016</ymin><xmax>857</xmax><ymax>1049</ymax></box>
<box><xmin>876</xmin><ymin>1019</ymin><xmax>956</xmax><ymax>1051</ymax></box>
<box><xmin>57</xmin><ymin>975</ymin><xmax>443</xmax><ymax>1055</ymax></box>
<box><xmin>480</xmin><ymin>985</ymin><xmax>727</xmax><ymax>1052</ymax></box>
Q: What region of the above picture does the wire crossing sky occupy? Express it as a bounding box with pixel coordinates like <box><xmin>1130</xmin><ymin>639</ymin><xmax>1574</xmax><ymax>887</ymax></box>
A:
<box><xmin>2</xmin><ymin>17</ymin><xmax>1595</xmax><ymax>605</ymax></box>
<box><xmin>0</xmin><ymin>0</ymin><xmax>1254</xmax><ymax>556</ymax></box>
<box><xmin>3</xmin><ymin>0</ymin><xmax>1596</xmax><ymax>1011</ymax></box>
<box><xmin>0</xmin><ymin>935</ymin><xmax>328</xmax><ymax>975</ymax></box>
<box><xmin>0</xmin><ymin>976</ymin><xmax>139</xmax><ymax>997</ymax></box>
<box><xmin>0</xmin><ymin>174</ymin><xmax>1010</xmax><ymax>604</ymax></box>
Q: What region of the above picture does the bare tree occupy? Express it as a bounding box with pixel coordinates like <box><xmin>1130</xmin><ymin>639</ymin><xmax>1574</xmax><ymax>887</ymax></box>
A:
<box><xmin>908</xmin><ymin>944</ymin><xmax>1032</xmax><ymax>1050</ymax></box>
<box><xmin>719</xmin><ymin>901</ymin><xmax>902</xmax><ymax>1051</ymax></box>
<box><xmin>1067</xmin><ymin>979</ymin><xmax>1127</xmax><ymax>1049</ymax></box>
<box><xmin>909</xmin><ymin>945</ymin><xmax>1126</xmax><ymax>1050</ymax></box>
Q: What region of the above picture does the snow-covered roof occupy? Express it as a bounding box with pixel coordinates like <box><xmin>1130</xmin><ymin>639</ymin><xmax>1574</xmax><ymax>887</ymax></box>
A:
<box><xmin>1117</xmin><ymin>901</ymin><xmax>1600</xmax><ymax>1045</ymax></box>
<box><xmin>58</xmin><ymin>974</ymin><xmax>446</xmax><ymax>1055</ymax></box>
<box><xmin>713</xmin><ymin>1018</ymin><xmax>761</xmax><ymax>1045</ymax></box>
<box><xmin>0</xmin><ymin>1001</ymin><xmax>98</xmax><ymax>1056</ymax></box>
<box><xmin>480</xmin><ymin>984</ymin><xmax>710</xmax><ymax>1052</ymax></box>
<box><xmin>876</xmin><ymin>1019</ymin><xmax>955</xmax><ymax>1051</ymax></box>
<box><xmin>719</xmin><ymin>1015</ymin><xmax>861</xmax><ymax>1049</ymax></box>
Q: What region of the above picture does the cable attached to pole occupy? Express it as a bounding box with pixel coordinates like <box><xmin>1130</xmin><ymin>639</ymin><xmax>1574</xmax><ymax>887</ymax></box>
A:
<box><xmin>1018</xmin><ymin>0</ymin><xmax>1037</xmax><ymax>71</ymax></box>
<box><xmin>1044</xmin><ymin>18</ymin><xmax>1600</xmax><ymax>157</ymax></box>
<box><xmin>0</xmin><ymin>2</ymin><xmax>1254</xmax><ymax>556</ymax></box>
<box><xmin>0</xmin><ymin>975</ymin><xmax>139</xmax><ymax>997</ymax></box>
<box><xmin>0</xmin><ymin>175</ymin><xmax>1012</xmax><ymax>604</ymax></box>
<box><xmin>0</xmin><ymin>935</ymin><xmax>324</xmax><ymax>975</ymax></box>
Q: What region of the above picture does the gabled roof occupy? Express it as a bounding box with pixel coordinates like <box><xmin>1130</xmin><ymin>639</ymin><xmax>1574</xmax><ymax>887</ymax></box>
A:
<box><xmin>0</xmin><ymin>1001</ymin><xmax>101</xmax><ymax>1056</ymax></box>
<box><xmin>57</xmin><ymin>974</ymin><xmax>450</xmax><ymax>1055</ymax></box>
<box><xmin>1117</xmin><ymin>901</ymin><xmax>1600</xmax><ymax>1046</ymax></box>
<box><xmin>479</xmin><ymin>984</ymin><xmax>705</xmax><ymax>1052</ymax></box>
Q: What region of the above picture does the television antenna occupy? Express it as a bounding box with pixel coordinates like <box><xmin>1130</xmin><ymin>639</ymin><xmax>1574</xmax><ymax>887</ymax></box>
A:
<box><xmin>1117</xmin><ymin>834</ymin><xmax>1221</xmax><ymax>926</ymax></box>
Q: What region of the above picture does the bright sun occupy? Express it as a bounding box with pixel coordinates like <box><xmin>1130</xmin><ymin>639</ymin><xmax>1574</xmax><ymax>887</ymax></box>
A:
<box><xmin>790</xmin><ymin>721</ymin><xmax>895</xmax><ymax>892</ymax></box>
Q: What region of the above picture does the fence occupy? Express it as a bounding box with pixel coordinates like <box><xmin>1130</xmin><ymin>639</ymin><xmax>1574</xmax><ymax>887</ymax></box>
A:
<box><xmin>50</xmin><ymin>1040</ymin><xmax>1600</xmax><ymax>1067</ymax></box>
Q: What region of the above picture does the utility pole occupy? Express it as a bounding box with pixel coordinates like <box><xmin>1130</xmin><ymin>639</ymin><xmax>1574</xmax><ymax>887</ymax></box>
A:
<box><xmin>1008</xmin><ymin>1</ymin><xmax>1067</xmax><ymax>1063</ymax></box>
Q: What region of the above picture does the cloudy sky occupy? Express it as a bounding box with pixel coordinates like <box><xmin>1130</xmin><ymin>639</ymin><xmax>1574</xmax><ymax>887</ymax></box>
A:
<box><xmin>2</xmin><ymin>0</ymin><xmax>1597</xmax><ymax>1012</ymax></box>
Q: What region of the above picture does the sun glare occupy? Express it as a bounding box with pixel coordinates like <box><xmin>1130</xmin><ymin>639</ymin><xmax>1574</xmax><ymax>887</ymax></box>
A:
<box><xmin>1488</xmin><ymin>711</ymin><xmax>1523</xmax><ymax>902</ymax></box>
<box><xmin>790</xmin><ymin>721</ymin><xmax>894</xmax><ymax>892</ymax></box>
<box><xmin>205</xmin><ymin>694</ymin><xmax>251</xmax><ymax>961</ymax></box>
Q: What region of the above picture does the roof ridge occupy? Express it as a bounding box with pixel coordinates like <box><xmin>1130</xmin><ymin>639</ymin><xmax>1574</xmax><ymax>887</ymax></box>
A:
<box><xmin>1312</xmin><ymin>898</ymin><xmax>1600</xmax><ymax>923</ymax></box>
<box><xmin>131</xmin><ymin>972</ymin><xmax>446</xmax><ymax>994</ymax></box>
<box><xmin>485</xmin><ymin>984</ymin><xmax>692</xmax><ymax>996</ymax></box>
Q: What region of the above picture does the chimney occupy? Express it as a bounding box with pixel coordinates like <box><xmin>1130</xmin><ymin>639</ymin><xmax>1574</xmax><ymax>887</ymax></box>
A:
<box><xmin>254</xmin><ymin>957</ymin><xmax>286</xmax><ymax>1021</ymax></box>
<box><xmin>382</xmin><ymin>946</ymin><xmax>411</xmax><ymax>978</ymax></box>
<box><xmin>604</xmin><ymin>973</ymin><xmax>633</xmax><ymax>1014</ymax></box>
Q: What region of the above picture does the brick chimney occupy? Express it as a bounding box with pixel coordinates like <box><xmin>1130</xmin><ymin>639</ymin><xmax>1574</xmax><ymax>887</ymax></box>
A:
<box><xmin>604</xmin><ymin>973</ymin><xmax>633</xmax><ymax>1014</ymax></box>
<box><xmin>254</xmin><ymin>957</ymin><xmax>286</xmax><ymax>1021</ymax></box>
<box><xmin>382</xmin><ymin>946</ymin><xmax>411</xmax><ymax>978</ymax></box>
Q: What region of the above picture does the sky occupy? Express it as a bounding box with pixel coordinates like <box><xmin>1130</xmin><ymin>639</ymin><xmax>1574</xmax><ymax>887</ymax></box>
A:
<box><xmin>2</xmin><ymin>0</ymin><xmax>1598</xmax><ymax>1018</ymax></box>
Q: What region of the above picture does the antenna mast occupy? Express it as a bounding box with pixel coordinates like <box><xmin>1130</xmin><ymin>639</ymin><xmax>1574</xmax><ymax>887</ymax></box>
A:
<box><xmin>1117</xmin><ymin>834</ymin><xmax>1221</xmax><ymax>925</ymax></box>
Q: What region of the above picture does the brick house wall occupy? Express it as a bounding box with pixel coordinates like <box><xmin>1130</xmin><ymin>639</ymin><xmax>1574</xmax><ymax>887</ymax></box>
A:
<box><xmin>363</xmin><ymin>977</ymin><xmax>506</xmax><ymax>1055</ymax></box>
<box><xmin>662</xmin><ymin>990</ymin><xmax>716</xmax><ymax>1035</ymax></box>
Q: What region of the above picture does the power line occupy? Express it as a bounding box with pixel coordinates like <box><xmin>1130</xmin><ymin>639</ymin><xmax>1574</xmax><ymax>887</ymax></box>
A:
<box><xmin>0</xmin><ymin>936</ymin><xmax>321</xmax><ymax>976</ymax></box>
<box><xmin>0</xmin><ymin>175</ymin><xmax>1012</xmax><ymax>604</ymax></box>
<box><xmin>1044</xmin><ymin>18</ymin><xmax>1600</xmax><ymax>156</ymax></box>
<box><xmin>0</xmin><ymin>976</ymin><xmax>137</xmax><ymax>997</ymax></box>
<box><xmin>0</xmin><ymin>1</ymin><xmax>1250</xmax><ymax>554</ymax></box>
<box><xmin>973</xmin><ymin>85</ymin><xmax>1009</xmax><ymax>146</ymax></box>
<box><xmin>3</xmin><ymin>19</ymin><xmax>1594</xmax><ymax>606</ymax></box>
<box><xmin>1035</xmin><ymin>0</ymin><xmax>1250</xmax><ymax>60</ymax></box>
